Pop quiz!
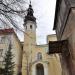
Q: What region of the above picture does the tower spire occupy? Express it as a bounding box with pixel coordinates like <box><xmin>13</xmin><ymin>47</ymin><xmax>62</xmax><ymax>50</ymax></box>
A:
<box><xmin>24</xmin><ymin>1</ymin><xmax>36</xmax><ymax>25</ymax></box>
<box><xmin>30</xmin><ymin>0</ymin><xmax>31</xmax><ymax>5</ymax></box>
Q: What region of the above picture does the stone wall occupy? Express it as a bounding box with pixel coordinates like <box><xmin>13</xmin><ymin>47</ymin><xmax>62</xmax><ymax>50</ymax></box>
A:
<box><xmin>54</xmin><ymin>0</ymin><xmax>75</xmax><ymax>75</ymax></box>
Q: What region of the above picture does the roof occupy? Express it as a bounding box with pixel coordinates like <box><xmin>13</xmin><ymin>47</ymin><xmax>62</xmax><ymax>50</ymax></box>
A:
<box><xmin>24</xmin><ymin>2</ymin><xmax>36</xmax><ymax>24</ymax></box>
<box><xmin>0</xmin><ymin>28</ymin><xmax>22</xmax><ymax>45</ymax></box>
<box><xmin>0</xmin><ymin>28</ymin><xmax>14</xmax><ymax>35</ymax></box>
<box><xmin>53</xmin><ymin>0</ymin><xmax>61</xmax><ymax>30</ymax></box>
<box><xmin>53</xmin><ymin>0</ymin><xmax>75</xmax><ymax>30</ymax></box>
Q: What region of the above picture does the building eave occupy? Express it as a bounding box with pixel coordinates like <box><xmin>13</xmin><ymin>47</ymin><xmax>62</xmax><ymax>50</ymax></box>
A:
<box><xmin>53</xmin><ymin>0</ymin><xmax>75</xmax><ymax>30</ymax></box>
<box><xmin>0</xmin><ymin>28</ymin><xmax>14</xmax><ymax>35</ymax></box>
<box><xmin>53</xmin><ymin>0</ymin><xmax>61</xmax><ymax>30</ymax></box>
<box><xmin>0</xmin><ymin>28</ymin><xmax>22</xmax><ymax>46</ymax></box>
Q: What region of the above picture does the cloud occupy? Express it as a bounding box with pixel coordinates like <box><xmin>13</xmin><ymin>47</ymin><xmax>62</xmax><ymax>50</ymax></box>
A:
<box><xmin>17</xmin><ymin>0</ymin><xmax>56</xmax><ymax>44</ymax></box>
<box><xmin>33</xmin><ymin>0</ymin><xmax>56</xmax><ymax>44</ymax></box>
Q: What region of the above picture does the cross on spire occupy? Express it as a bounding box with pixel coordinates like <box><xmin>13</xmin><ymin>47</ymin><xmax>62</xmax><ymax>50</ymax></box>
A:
<box><xmin>30</xmin><ymin>0</ymin><xmax>31</xmax><ymax>5</ymax></box>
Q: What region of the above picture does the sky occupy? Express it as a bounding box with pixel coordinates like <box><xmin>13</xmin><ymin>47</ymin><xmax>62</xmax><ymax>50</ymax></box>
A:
<box><xmin>16</xmin><ymin>0</ymin><xmax>56</xmax><ymax>45</ymax></box>
<box><xmin>0</xmin><ymin>0</ymin><xmax>56</xmax><ymax>45</ymax></box>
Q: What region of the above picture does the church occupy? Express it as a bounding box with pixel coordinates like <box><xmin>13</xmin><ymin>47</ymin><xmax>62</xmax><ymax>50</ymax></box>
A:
<box><xmin>22</xmin><ymin>2</ymin><xmax>62</xmax><ymax>75</ymax></box>
<box><xmin>0</xmin><ymin>2</ymin><xmax>62</xmax><ymax>75</ymax></box>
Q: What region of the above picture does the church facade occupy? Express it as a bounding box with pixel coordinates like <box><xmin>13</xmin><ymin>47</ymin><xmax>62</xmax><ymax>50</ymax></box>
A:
<box><xmin>22</xmin><ymin>3</ymin><xmax>62</xmax><ymax>75</ymax></box>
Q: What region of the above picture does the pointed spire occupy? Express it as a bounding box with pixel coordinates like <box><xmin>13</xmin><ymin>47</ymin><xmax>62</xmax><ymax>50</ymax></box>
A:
<box><xmin>30</xmin><ymin>0</ymin><xmax>31</xmax><ymax>5</ymax></box>
<box><xmin>29</xmin><ymin>0</ymin><xmax>32</xmax><ymax>8</ymax></box>
<box><xmin>24</xmin><ymin>0</ymin><xmax>36</xmax><ymax>24</ymax></box>
<box><xmin>27</xmin><ymin>0</ymin><xmax>33</xmax><ymax>16</ymax></box>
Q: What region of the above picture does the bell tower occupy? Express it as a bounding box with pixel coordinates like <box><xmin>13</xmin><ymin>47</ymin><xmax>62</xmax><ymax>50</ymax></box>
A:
<box><xmin>22</xmin><ymin>2</ymin><xmax>36</xmax><ymax>75</ymax></box>
<box><xmin>23</xmin><ymin>1</ymin><xmax>36</xmax><ymax>44</ymax></box>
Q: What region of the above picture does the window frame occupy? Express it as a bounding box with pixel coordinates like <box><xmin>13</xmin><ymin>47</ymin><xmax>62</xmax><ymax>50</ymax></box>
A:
<box><xmin>30</xmin><ymin>25</ymin><xmax>32</xmax><ymax>29</ymax></box>
<box><xmin>37</xmin><ymin>52</ymin><xmax>42</xmax><ymax>60</ymax></box>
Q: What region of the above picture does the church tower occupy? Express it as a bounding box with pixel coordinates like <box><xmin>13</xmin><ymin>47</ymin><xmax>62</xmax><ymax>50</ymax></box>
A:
<box><xmin>22</xmin><ymin>2</ymin><xmax>36</xmax><ymax>75</ymax></box>
<box><xmin>23</xmin><ymin>1</ymin><xmax>36</xmax><ymax>45</ymax></box>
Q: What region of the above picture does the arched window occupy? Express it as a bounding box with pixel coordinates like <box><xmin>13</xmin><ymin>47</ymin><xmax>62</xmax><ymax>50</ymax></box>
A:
<box><xmin>37</xmin><ymin>52</ymin><xmax>42</xmax><ymax>60</ymax></box>
<box><xmin>30</xmin><ymin>25</ymin><xmax>32</xmax><ymax>29</ymax></box>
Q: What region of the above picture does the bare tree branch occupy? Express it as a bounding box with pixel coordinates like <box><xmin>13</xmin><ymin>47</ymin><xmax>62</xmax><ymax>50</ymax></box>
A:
<box><xmin>0</xmin><ymin>0</ymin><xmax>27</xmax><ymax>31</ymax></box>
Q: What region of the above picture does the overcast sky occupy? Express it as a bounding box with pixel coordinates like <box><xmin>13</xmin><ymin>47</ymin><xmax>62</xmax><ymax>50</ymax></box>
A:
<box><xmin>0</xmin><ymin>0</ymin><xmax>56</xmax><ymax>44</ymax></box>
<box><xmin>17</xmin><ymin>0</ymin><xmax>56</xmax><ymax>44</ymax></box>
